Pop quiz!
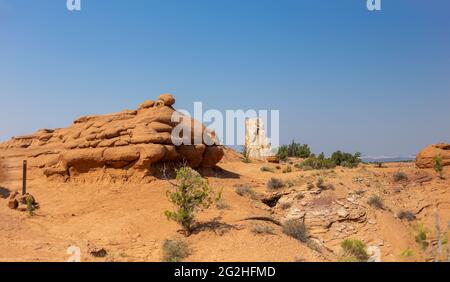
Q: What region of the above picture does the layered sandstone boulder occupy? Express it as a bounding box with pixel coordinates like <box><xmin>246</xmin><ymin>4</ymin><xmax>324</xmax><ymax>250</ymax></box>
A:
<box><xmin>416</xmin><ymin>143</ymin><xmax>450</xmax><ymax>169</ymax></box>
<box><xmin>0</xmin><ymin>94</ymin><xmax>224</xmax><ymax>182</ymax></box>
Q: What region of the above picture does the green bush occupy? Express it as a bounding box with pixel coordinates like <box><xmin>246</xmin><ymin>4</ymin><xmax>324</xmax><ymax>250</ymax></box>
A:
<box><xmin>298</xmin><ymin>156</ymin><xmax>336</xmax><ymax>170</ymax></box>
<box><xmin>26</xmin><ymin>195</ymin><xmax>36</xmax><ymax>216</ymax></box>
<box><xmin>331</xmin><ymin>151</ymin><xmax>361</xmax><ymax>168</ymax></box>
<box><xmin>401</xmin><ymin>248</ymin><xmax>414</xmax><ymax>258</ymax></box>
<box><xmin>277</xmin><ymin>141</ymin><xmax>311</xmax><ymax>161</ymax></box>
<box><xmin>287</xmin><ymin>141</ymin><xmax>311</xmax><ymax>158</ymax></box>
<box><xmin>276</xmin><ymin>145</ymin><xmax>289</xmax><ymax>161</ymax></box>
<box><xmin>415</xmin><ymin>224</ymin><xmax>429</xmax><ymax>250</ymax></box>
<box><xmin>434</xmin><ymin>156</ymin><xmax>444</xmax><ymax>179</ymax></box>
<box><xmin>340</xmin><ymin>239</ymin><xmax>369</xmax><ymax>262</ymax></box>
<box><xmin>164</xmin><ymin>166</ymin><xmax>216</xmax><ymax>235</ymax></box>
<box><xmin>215</xmin><ymin>190</ymin><xmax>229</xmax><ymax>210</ymax></box>
<box><xmin>162</xmin><ymin>238</ymin><xmax>189</xmax><ymax>262</ymax></box>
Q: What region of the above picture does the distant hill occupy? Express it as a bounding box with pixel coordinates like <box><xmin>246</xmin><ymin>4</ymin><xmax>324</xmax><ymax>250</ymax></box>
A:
<box><xmin>362</xmin><ymin>156</ymin><xmax>415</xmax><ymax>163</ymax></box>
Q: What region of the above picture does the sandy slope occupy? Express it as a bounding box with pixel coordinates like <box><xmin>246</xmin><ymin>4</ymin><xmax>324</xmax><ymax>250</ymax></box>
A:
<box><xmin>0</xmin><ymin>157</ymin><xmax>449</xmax><ymax>262</ymax></box>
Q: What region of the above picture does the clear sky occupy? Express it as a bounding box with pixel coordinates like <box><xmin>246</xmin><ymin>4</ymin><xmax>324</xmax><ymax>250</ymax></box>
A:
<box><xmin>1</xmin><ymin>0</ymin><xmax>449</xmax><ymax>157</ymax></box>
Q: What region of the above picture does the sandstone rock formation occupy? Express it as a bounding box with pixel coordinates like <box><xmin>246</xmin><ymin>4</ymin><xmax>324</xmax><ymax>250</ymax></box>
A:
<box><xmin>416</xmin><ymin>143</ymin><xmax>450</xmax><ymax>169</ymax></box>
<box><xmin>0</xmin><ymin>94</ymin><xmax>224</xmax><ymax>183</ymax></box>
<box><xmin>245</xmin><ymin>118</ymin><xmax>274</xmax><ymax>160</ymax></box>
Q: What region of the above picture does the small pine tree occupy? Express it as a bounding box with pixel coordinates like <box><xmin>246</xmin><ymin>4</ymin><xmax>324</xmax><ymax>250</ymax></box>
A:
<box><xmin>434</xmin><ymin>156</ymin><xmax>444</xmax><ymax>179</ymax></box>
<box><xmin>164</xmin><ymin>166</ymin><xmax>217</xmax><ymax>235</ymax></box>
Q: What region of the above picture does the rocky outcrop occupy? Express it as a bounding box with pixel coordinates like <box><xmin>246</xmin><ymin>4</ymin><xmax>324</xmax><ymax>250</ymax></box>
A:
<box><xmin>416</xmin><ymin>143</ymin><xmax>450</xmax><ymax>169</ymax></box>
<box><xmin>0</xmin><ymin>94</ymin><xmax>224</xmax><ymax>183</ymax></box>
<box><xmin>8</xmin><ymin>191</ymin><xmax>39</xmax><ymax>212</ymax></box>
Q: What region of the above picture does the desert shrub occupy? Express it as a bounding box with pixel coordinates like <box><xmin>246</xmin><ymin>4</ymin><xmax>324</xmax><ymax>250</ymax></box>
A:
<box><xmin>298</xmin><ymin>157</ymin><xmax>336</xmax><ymax>170</ymax></box>
<box><xmin>285</xmin><ymin>179</ymin><xmax>295</xmax><ymax>188</ymax></box>
<box><xmin>282</xmin><ymin>219</ymin><xmax>308</xmax><ymax>242</ymax></box>
<box><xmin>282</xmin><ymin>166</ymin><xmax>292</xmax><ymax>174</ymax></box>
<box><xmin>267</xmin><ymin>178</ymin><xmax>284</xmax><ymax>190</ymax></box>
<box><xmin>162</xmin><ymin>238</ymin><xmax>189</xmax><ymax>262</ymax></box>
<box><xmin>374</xmin><ymin>162</ymin><xmax>384</xmax><ymax>168</ymax></box>
<box><xmin>393</xmin><ymin>171</ymin><xmax>408</xmax><ymax>182</ymax></box>
<box><xmin>26</xmin><ymin>195</ymin><xmax>36</xmax><ymax>216</ymax></box>
<box><xmin>260</xmin><ymin>166</ymin><xmax>273</xmax><ymax>173</ymax></box>
<box><xmin>276</xmin><ymin>145</ymin><xmax>289</xmax><ymax>161</ymax></box>
<box><xmin>294</xmin><ymin>192</ymin><xmax>305</xmax><ymax>200</ymax></box>
<box><xmin>280</xmin><ymin>202</ymin><xmax>292</xmax><ymax>210</ymax></box>
<box><xmin>306</xmin><ymin>182</ymin><xmax>315</xmax><ymax>190</ymax></box>
<box><xmin>316</xmin><ymin>177</ymin><xmax>325</xmax><ymax>189</ymax></box>
<box><xmin>251</xmin><ymin>224</ymin><xmax>275</xmax><ymax>235</ymax></box>
<box><xmin>434</xmin><ymin>156</ymin><xmax>444</xmax><ymax>179</ymax></box>
<box><xmin>401</xmin><ymin>248</ymin><xmax>414</xmax><ymax>258</ymax></box>
<box><xmin>331</xmin><ymin>151</ymin><xmax>361</xmax><ymax>168</ymax></box>
<box><xmin>242</xmin><ymin>147</ymin><xmax>251</xmax><ymax>163</ymax></box>
<box><xmin>415</xmin><ymin>223</ymin><xmax>429</xmax><ymax>250</ymax></box>
<box><xmin>367</xmin><ymin>195</ymin><xmax>384</xmax><ymax>209</ymax></box>
<box><xmin>215</xmin><ymin>190</ymin><xmax>229</xmax><ymax>210</ymax></box>
<box><xmin>340</xmin><ymin>239</ymin><xmax>369</xmax><ymax>262</ymax></box>
<box><xmin>235</xmin><ymin>185</ymin><xmax>257</xmax><ymax>199</ymax></box>
<box><xmin>216</xmin><ymin>199</ymin><xmax>230</xmax><ymax>210</ymax></box>
<box><xmin>164</xmin><ymin>166</ymin><xmax>217</xmax><ymax>235</ymax></box>
<box><xmin>398</xmin><ymin>210</ymin><xmax>416</xmax><ymax>221</ymax></box>
<box><xmin>314</xmin><ymin>177</ymin><xmax>333</xmax><ymax>191</ymax></box>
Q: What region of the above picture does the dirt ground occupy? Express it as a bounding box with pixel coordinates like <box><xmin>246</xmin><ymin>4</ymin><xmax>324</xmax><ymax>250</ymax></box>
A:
<box><xmin>0</xmin><ymin>156</ymin><xmax>449</xmax><ymax>262</ymax></box>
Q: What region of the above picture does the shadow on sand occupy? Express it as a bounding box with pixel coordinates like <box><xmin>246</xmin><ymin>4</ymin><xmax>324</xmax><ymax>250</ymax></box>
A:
<box><xmin>152</xmin><ymin>162</ymin><xmax>240</xmax><ymax>180</ymax></box>
<box><xmin>179</xmin><ymin>217</ymin><xmax>241</xmax><ymax>236</ymax></box>
<box><xmin>0</xmin><ymin>186</ymin><xmax>11</xmax><ymax>199</ymax></box>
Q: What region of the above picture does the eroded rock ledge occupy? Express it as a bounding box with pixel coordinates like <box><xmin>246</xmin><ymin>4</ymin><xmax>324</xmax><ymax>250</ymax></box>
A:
<box><xmin>0</xmin><ymin>94</ymin><xmax>224</xmax><ymax>183</ymax></box>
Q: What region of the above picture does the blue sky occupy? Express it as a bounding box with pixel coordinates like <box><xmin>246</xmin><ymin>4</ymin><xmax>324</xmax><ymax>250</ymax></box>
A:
<box><xmin>0</xmin><ymin>0</ymin><xmax>449</xmax><ymax>156</ymax></box>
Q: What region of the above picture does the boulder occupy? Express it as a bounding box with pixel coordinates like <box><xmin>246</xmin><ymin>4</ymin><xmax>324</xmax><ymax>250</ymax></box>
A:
<box><xmin>135</xmin><ymin>144</ymin><xmax>166</xmax><ymax>169</ymax></box>
<box><xmin>139</xmin><ymin>100</ymin><xmax>155</xmax><ymax>109</ymax></box>
<box><xmin>8</xmin><ymin>198</ymin><xmax>18</xmax><ymax>209</ymax></box>
<box><xmin>158</xmin><ymin>93</ymin><xmax>175</xmax><ymax>106</ymax></box>
<box><xmin>201</xmin><ymin>146</ymin><xmax>225</xmax><ymax>168</ymax></box>
<box><xmin>176</xmin><ymin>145</ymin><xmax>206</xmax><ymax>168</ymax></box>
<box><xmin>416</xmin><ymin>143</ymin><xmax>450</xmax><ymax>169</ymax></box>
